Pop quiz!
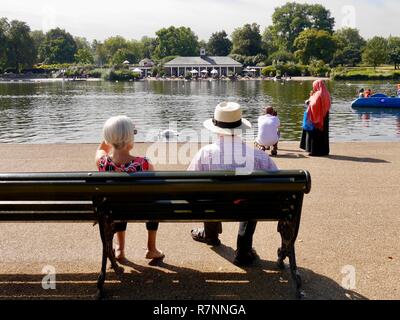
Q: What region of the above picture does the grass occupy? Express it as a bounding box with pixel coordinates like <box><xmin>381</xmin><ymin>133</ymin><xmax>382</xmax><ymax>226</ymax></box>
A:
<box><xmin>331</xmin><ymin>66</ymin><xmax>400</xmax><ymax>80</ymax></box>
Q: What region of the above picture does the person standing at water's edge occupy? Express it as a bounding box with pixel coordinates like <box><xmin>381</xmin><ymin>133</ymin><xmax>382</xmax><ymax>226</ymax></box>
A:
<box><xmin>300</xmin><ymin>80</ymin><xmax>331</xmax><ymax>157</ymax></box>
<box><xmin>95</xmin><ymin>116</ymin><xmax>164</xmax><ymax>262</ymax></box>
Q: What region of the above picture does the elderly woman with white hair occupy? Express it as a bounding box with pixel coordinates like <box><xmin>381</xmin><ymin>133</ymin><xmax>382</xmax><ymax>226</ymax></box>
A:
<box><xmin>95</xmin><ymin>115</ymin><xmax>164</xmax><ymax>261</ymax></box>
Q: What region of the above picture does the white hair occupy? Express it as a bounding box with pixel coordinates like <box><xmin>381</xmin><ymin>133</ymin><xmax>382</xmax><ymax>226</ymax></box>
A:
<box><xmin>103</xmin><ymin>116</ymin><xmax>135</xmax><ymax>150</ymax></box>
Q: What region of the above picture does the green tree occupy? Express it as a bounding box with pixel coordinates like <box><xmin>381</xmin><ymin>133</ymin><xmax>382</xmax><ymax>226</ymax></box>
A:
<box><xmin>332</xmin><ymin>47</ymin><xmax>363</xmax><ymax>67</ymax></box>
<box><xmin>102</xmin><ymin>36</ymin><xmax>128</xmax><ymax>61</ymax></box>
<box><xmin>39</xmin><ymin>28</ymin><xmax>77</xmax><ymax>64</ymax></box>
<box><xmin>388</xmin><ymin>36</ymin><xmax>400</xmax><ymax>69</ymax></box>
<box><xmin>231</xmin><ymin>23</ymin><xmax>262</xmax><ymax>56</ymax></box>
<box><xmin>30</xmin><ymin>30</ymin><xmax>45</xmax><ymax>64</ymax></box>
<box><xmin>111</xmin><ymin>48</ymin><xmax>130</xmax><ymax>65</ymax></box>
<box><xmin>0</xmin><ymin>18</ymin><xmax>9</xmax><ymax>70</ymax></box>
<box><xmin>207</xmin><ymin>30</ymin><xmax>232</xmax><ymax>56</ymax></box>
<box><xmin>74</xmin><ymin>37</ymin><xmax>91</xmax><ymax>50</ymax></box>
<box><xmin>267</xmin><ymin>50</ymin><xmax>296</xmax><ymax>64</ymax></box>
<box><xmin>294</xmin><ymin>29</ymin><xmax>337</xmax><ymax>65</ymax></box>
<box><xmin>362</xmin><ymin>37</ymin><xmax>388</xmax><ymax>69</ymax></box>
<box><xmin>101</xmin><ymin>36</ymin><xmax>144</xmax><ymax>64</ymax></box>
<box><xmin>75</xmin><ymin>48</ymin><xmax>94</xmax><ymax>64</ymax></box>
<box><xmin>270</xmin><ymin>2</ymin><xmax>335</xmax><ymax>52</ymax></box>
<box><xmin>262</xmin><ymin>26</ymin><xmax>279</xmax><ymax>57</ymax></box>
<box><xmin>332</xmin><ymin>28</ymin><xmax>366</xmax><ymax>67</ymax></box>
<box><xmin>154</xmin><ymin>26</ymin><xmax>199</xmax><ymax>58</ymax></box>
<box><xmin>92</xmin><ymin>40</ymin><xmax>107</xmax><ymax>66</ymax></box>
<box><xmin>6</xmin><ymin>20</ymin><xmax>35</xmax><ymax>72</ymax></box>
<box><xmin>140</xmin><ymin>36</ymin><xmax>157</xmax><ymax>59</ymax></box>
<box><xmin>335</xmin><ymin>28</ymin><xmax>366</xmax><ymax>51</ymax></box>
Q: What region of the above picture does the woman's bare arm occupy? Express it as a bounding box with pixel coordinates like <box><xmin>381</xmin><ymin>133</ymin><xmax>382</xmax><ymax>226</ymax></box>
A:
<box><xmin>95</xmin><ymin>141</ymin><xmax>112</xmax><ymax>166</ymax></box>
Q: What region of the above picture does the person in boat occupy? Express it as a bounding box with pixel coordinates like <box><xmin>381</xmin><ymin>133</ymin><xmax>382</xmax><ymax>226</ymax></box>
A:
<box><xmin>300</xmin><ymin>80</ymin><xmax>331</xmax><ymax>157</ymax></box>
<box><xmin>397</xmin><ymin>84</ymin><xmax>400</xmax><ymax>97</ymax></box>
<box><xmin>358</xmin><ymin>88</ymin><xmax>365</xmax><ymax>98</ymax></box>
<box><xmin>364</xmin><ymin>88</ymin><xmax>372</xmax><ymax>98</ymax></box>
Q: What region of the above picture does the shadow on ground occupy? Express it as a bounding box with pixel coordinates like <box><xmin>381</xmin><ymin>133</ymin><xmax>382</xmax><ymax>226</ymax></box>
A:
<box><xmin>0</xmin><ymin>246</ymin><xmax>367</xmax><ymax>300</ymax></box>
<box><xmin>328</xmin><ymin>155</ymin><xmax>390</xmax><ymax>163</ymax></box>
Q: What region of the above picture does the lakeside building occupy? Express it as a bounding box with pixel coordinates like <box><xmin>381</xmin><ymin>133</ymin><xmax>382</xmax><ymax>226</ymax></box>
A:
<box><xmin>129</xmin><ymin>58</ymin><xmax>155</xmax><ymax>77</ymax></box>
<box><xmin>164</xmin><ymin>48</ymin><xmax>242</xmax><ymax>77</ymax></box>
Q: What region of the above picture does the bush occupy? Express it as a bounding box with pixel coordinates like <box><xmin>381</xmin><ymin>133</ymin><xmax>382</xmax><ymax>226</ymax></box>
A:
<box><xmin>105</xmin><ymin>69</ymin><xmax>141</xmax><ymax>81</ymax></box>
<box><xmin>4</xmin><ymin>68</ymin><xmax>18</xmax><ymax>74</ymax></box>
<box><xmin>308</xmin><ymin>60</ymin><xmax>331</xmax><ymax>77</ymax></box>
<box><xmin>267</xmin><ymin>51</ymin><xmax>296</xmax><ymax>65</ymax></box>
<box><xmin>230</xmin><ymin>54</ymin><xmax>267</xmax><ymax>66</ymax></box>
<box><xmin>87</xmin><ymin>69</ymin><xmax>105</xmax><ymax>78</ymax></box>
<box><xmin>64</xmin><ymin>67</ymin><xmax>84</xmax><ymax>77</ymax></box>
<box><xmin>151</xmin><ymin>65</ymin><xmax>165</xmax><ymax>77</ymax></box>
<box><xmin>261</xmin><ymin>66</ymin><xmax>277</xmax><ymax>77</ymax></box>
<box><xmin>184</xmin><ymin>71</ymin><xmax>192</xmax><ymax>80</ymax></box>
<box><xmin>261</xmin><ymin>63</ymin><xmax>308</xmax><ymax>77</ymax></box>
<box><xmin>34</xmin><ymin>63</ymin><xmax>72</xmax><ymax>71</ymax></box>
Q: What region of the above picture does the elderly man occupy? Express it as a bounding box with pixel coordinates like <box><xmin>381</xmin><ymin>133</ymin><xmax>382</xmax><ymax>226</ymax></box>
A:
<box><xmin>188</xmin><ymin>102</ymin><xmax>278</xmax><ymax>266</ymax></box>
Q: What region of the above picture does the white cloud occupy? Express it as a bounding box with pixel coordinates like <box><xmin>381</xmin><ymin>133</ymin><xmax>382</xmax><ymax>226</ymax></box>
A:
<box><xmin>1</xmin><ymin>0</ymin><xmax>399</xmax><ymax>40</ymax></box>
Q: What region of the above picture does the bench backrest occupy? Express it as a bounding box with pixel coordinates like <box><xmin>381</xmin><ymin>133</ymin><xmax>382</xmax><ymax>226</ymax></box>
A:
<box><xmin>0</xmin><ymin>170</ymin><xmax>311</xmax><ymax>222</ymax></box>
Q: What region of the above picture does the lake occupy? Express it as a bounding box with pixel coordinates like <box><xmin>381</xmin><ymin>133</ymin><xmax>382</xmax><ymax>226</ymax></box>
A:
<box><xmin>0</xmin><ymin>79</ymin><xmax>399</xmax><ymax>143</ymax></box>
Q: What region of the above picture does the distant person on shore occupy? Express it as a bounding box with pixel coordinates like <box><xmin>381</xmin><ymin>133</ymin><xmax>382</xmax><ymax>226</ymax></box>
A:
<box><xmin>300</xmin><ymin>80</ymin><xmax>331</xmax><ymax>157</ymax></box>
<box><xmin>188</xmin><ymin>102</ymin><xmax>278</xmax><ymax>266</ymax></box>
<box><xmin>95</xmin><ymin>116</ymin><xmax>164</xmax><ymax>262</ymax></box>
<box><xmin>364</xmin><ymin>88</ymin><xmax>372</xmax><ymax>98</ymax></box>
<box><xmin>255</xmin><ymin>106</ymin><xmax>280</xmax><ymax>156</ymax></box>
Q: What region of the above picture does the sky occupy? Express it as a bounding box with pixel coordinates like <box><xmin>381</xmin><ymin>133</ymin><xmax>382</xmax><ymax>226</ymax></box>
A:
<box><xmin>1</xmin><ymin>0</ymin><xmax>399</xmax><ymax>41</ymax></box>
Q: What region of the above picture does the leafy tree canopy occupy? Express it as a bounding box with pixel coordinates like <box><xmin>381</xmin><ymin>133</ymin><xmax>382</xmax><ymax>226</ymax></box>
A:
<box><xmin>231</xmin><ymin>23</ymin><xmax>262</xmax><ymax>56</ymax></box>
<box><xmin>207</xmin><ymin>30</ymin><xmax>232</xmax><ymax>56</ymax></box>
<box><xmin>388</xmin><ymin>36</ymin><xmax>400</xmax><ymax>69</ymax></box>
<box><xmin>270</xmin><ymin>2</ymin><xmax>335</xmax><ymax>52</ymax></box>
<box><xmin>362</xmin><ymin>36</ymin><xmax>388</xmax><ymax>69</ymax></box>
<box><xmin>75</xmin><ymin>48</ymin><xmax>94</xmax><ymax>65</ymax></box>
<box><xmin>39</xmin><ymin>28</ymin><xmax>77</xmax><ymax>64</ymax></box>
<box><xmin>294</xmin><ymin>29</ymin><xmax>337</xmax><ymax>65</ymax></box>
<box><xmin>154</xmin><ymin>26</ymin><xmax>199</xmax><ymax>58</ymax></box>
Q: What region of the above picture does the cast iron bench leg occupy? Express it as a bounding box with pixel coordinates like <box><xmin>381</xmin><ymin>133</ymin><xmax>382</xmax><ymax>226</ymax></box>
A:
<box><xmin>277</xmin><ymin>219</ymin><xmax>303</xmax><ymax>299</ymax></box>
<box><xmin>95</xmin><ymin>198</ymin><xmax>123</xmax><ymax>300</ymax></box>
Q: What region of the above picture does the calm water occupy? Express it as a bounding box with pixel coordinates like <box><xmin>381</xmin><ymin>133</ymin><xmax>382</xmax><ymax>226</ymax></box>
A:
<box><xmin>0</xmin><ymin>79</ymin><xmax>399</xmax><ymax>143</ymax></box>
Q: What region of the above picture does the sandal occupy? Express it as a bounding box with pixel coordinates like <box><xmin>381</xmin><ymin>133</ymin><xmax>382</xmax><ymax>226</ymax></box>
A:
<box><xmin>191</xmin><ymin>228</ymin><xmax>221</xmax><ymax>246</ymax></box>
<box><xmin>145</xmin><ymin>250</ymin><xmax>165</xmax><ymax>260</ymax></box>
<box><xmin>113</xmin><ymin>249</ymin><xmax>126</xmax><ymax>262</ymax></box>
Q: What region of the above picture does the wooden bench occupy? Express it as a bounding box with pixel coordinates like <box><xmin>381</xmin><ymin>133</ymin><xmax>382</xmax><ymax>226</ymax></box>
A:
<box><xmin>0</xmin><ymin>170</ymin><xmax>311</xmax><ymax>299</ymax></box>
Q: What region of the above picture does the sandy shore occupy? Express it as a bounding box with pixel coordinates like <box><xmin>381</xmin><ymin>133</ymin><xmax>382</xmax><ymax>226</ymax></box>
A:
<box><xmin>0</xmin><ymin>142</ymin><xmax>398</xmax><ymax>300</ymax></box>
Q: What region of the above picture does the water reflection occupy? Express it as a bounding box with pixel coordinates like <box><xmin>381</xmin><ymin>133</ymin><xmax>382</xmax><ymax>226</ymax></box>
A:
<box><xmin>0</xmin><ymin>80</ymin><xmax>399</xmax><ymax>143</ymax></box>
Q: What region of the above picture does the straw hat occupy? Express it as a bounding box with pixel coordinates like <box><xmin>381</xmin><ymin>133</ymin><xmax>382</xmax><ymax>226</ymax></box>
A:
<box><xmin>203</xmin><ymin>102</ymin><xmax>252</xmax><ymax>136</ymax></box>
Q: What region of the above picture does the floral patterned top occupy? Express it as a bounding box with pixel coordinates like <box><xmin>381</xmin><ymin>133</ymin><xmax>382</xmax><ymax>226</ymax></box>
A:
<box><xmin>97</xmin><ymin>155</ymin><xmax>150</xmax><ymax>173</ymax></box>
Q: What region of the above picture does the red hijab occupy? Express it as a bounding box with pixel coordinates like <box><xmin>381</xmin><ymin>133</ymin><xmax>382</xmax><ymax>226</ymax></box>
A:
<box><xmin>308</xmin><ymin>80</ymin><xmax>331</xmax><ymax>130</ymax></box>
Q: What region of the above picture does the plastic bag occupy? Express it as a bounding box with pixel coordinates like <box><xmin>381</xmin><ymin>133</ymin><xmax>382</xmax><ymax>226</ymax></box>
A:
<box><xmin>302</xmin><ymin>109</ymin><xmax>314</xmax><ymax>131</ymax></box>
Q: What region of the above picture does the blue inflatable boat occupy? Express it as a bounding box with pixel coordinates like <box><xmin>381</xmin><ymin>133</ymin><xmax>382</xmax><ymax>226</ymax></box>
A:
<box><xmin>352</xmin><ymin>94</ymin><xmax>400</xmax><ymax>108</ymax></box>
